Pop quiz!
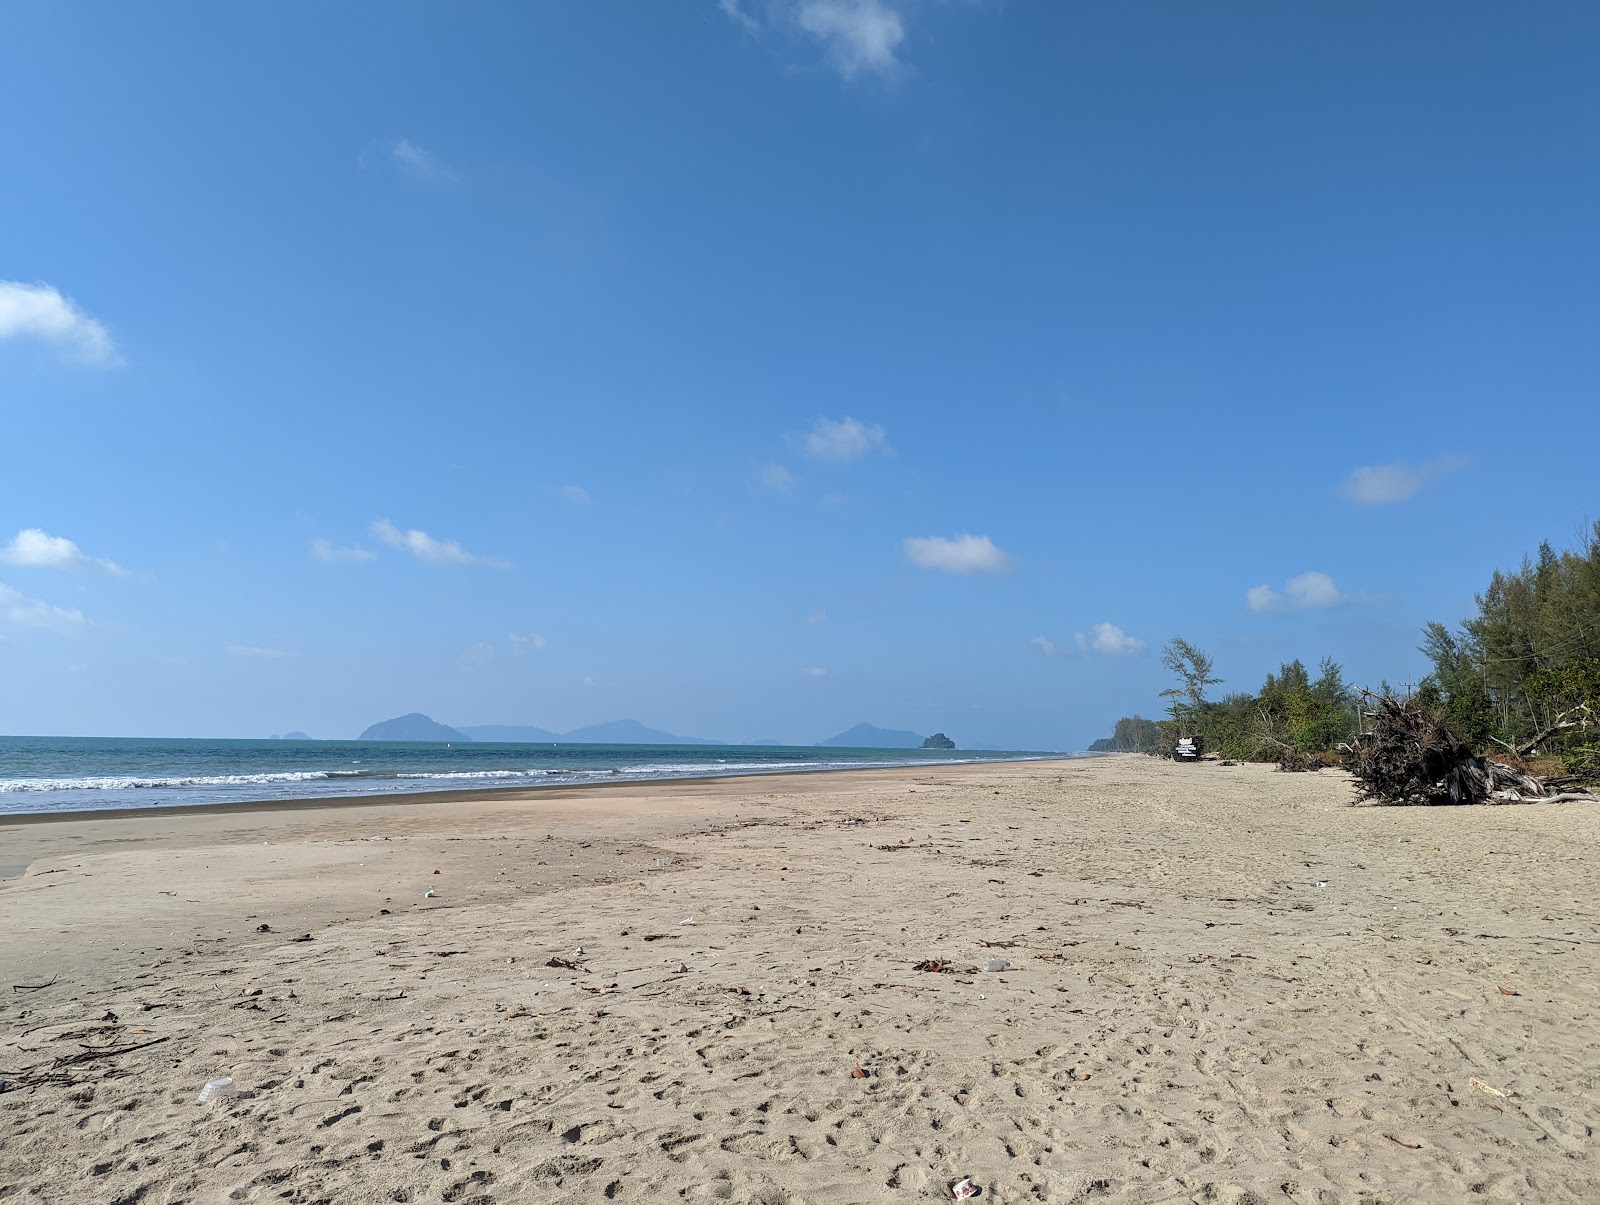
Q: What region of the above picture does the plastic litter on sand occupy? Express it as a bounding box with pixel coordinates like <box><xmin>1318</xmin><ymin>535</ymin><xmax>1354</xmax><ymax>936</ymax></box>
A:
<box><xmin>196</xmin><ymin>1076</ymin><xmax>234</xmax><ymax>1103</ymax></box>
<box><xmin>951</xmin><ymin>1176</ymin><xmax>981</xmax><ymax>1199</ymax></box>
<box><xmin>979</xmin><ymin>958</ymin><xmax>1012</xmax><ymax>973</ymax></box>
<box><xmin>678</xmin><ymin>916</ymin><xmax>696</xmax><ymax>925</ymax></box>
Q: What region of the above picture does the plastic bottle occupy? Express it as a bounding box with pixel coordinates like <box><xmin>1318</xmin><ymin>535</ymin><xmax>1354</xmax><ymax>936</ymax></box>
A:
<box><xmin>979</xmin><ymin>958</ymin><xmax>1012</xmax><ymax>973</ymax></box>
<box><xmin>197</xmin><ymin>1076</ymin><xmax>234</xmax><ymax>1103</ymax></box>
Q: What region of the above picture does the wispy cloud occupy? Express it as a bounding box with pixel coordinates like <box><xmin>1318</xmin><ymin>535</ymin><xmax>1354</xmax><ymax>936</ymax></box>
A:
<box><xmin>458</xmin><ymin>642</ymin><xmax>497</xmax><ymax>669</ymax></box>
<box><xmin>0</xmin><ymin>528</ymin><xmax>126</xmax><ymax>574</ymax></box>
<box><xmin>560</xmin><ymin>484</ymin><xmax>591</xmax><ymax>506</ymax></box>
<box><xmin>806</xmin><ymin>609</ymin><xmax>829</xmax><ymax>625</ymax></box>
<box><xmin>1073</xmin><ymin>622</ymin><xmax>1147</xmax><ymax>655</ymax></box>
<box><xmin>0</xmin><ymin>583</ymin><xmax>85</xmax><ymax>630</ymax></box>
<box><xmin>903</xmin><ymin>533</ymin><xmax>1015</xmax><ymax>575</ymax></box>
<box><xmin>228</xmin><ymin>645</ymin><xmax>298</xmax><ymax>659</ymax></box>
<box><xmin>311</xmin><ymin>538</ymin><xmax>375</xmax><ymax>564</ymax></box>
<box><xmin>1340</xmin><ymin>455</ymin><xmax>1468</xmax><ymax>506</ymax></box>
<box><xmin>390</xmin><ymin>139</ymin><xmax>457</xmax><ymax>183</ymax></box>
<box><xmin>1031</xmin><ymin>635</ymin><xmax>1059</xmax><ymax>655</ymax></box>
<box><xmin>760</xmin><ymin>464</ymin><xmax>797</xmax><ymax>492</ymax></box>
<box><xmin>802</xmin><ymin>665</ymin><xmax>828</xmax><ymax>677</ymax></box>
<box><xmin>795</xmin><ymin>0</ymin><xmax>906</xmax><ymax>79</ymax></box>
<box><xmin>0</xmin><ymin>282</ymin><xmax>121</xmax><ymax>367</ymax></box>
<box><xmin>371</xmin><ymin>520</ymin><xmax>505</xmax><ymax>567</ymax></box>
<box><xmin>803</xmin><ymin>416</ymin><xmax>889</xmax><ymax>461</ymax></box>
<box><xmin>719</xmin><ymin>0</ymin><xmax>761</xmax><ymax>34</ymax></box>
<box><xmin>509</xmin><ymin>633</ymin><xmax>548</xmax><ymax>655</ymax></box>
<box><xmin>1247</xmin><ymin>571</ymin><xmax>1357</xmax><ymax>614</ymax></box>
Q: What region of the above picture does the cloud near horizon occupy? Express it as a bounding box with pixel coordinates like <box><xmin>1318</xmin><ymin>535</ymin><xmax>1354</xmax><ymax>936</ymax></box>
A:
<box><xmin>0</xmin><ymin>528</ymin><xmax>127</xmax><ymax>574</ymax></box>
<box><xmin>1074</xmin><ymin>623</ymin><xmax>1147</xmax><ymax>655</ymax></box>
<box><xmin>802</xmin><ymin>665</ymin><xmax>827</xmax><ymax>677</ymax></box>
<box><xmin>1031</xmin><ymin>635</ymin><xmax>1059</xmax><ymax>655</ymax></box>
<box><xmin>371</xmin><ymin>520</ymin><xmax>504</xmax><ymax>567</ymax></box>
<box><xmin>509</xmin><ymin>633</ymin><xmax>548</xmax><ymax>654</ymax></box>
<box><xmin>1340</xmin><ymin>455</ymin><xmax>1468</xmax><ymax>505</ymax></box>
<box><xmin>0</xmin><ymin>583</ymin><xmax>86</xmax><ymax>630</ymax></box>
<box><xmin>0</xmin><ymin>282</ymin><xmax>121</xmax><ymax>367</ymax></box>
<box><xmin>802</xmin><ymin>416</ymin><xmax>889</xmax><ymax>461</ymax></box>
<box><xmin>903</xmin><ymin>533</ymin><xmax>1015</xmax><ymax>575</ymax></box>
<box><xmin>1246</xmin><ymin>571</ymin><xmax>1355</xmax><ymax>613</ymax></box>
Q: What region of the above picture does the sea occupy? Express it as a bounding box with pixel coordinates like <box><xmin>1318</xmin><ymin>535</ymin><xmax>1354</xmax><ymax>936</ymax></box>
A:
<box><xmin>0</xmin><ymin>736</ymin><xmax>1079</xmax><ymax>817</ymax></box>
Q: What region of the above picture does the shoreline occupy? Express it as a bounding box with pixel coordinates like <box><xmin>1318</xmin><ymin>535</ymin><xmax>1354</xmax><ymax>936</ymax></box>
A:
<box><xmin>0</xmin><ymin>753</ymin><xmax>1087</xmax><ymax>829</ymax></box>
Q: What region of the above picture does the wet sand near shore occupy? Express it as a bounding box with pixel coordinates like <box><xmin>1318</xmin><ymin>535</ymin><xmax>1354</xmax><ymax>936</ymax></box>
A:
<box><xmin>2</xmin><ymin>757</ymin><xmax>1596</xmax><ymax>1202</ymax></box>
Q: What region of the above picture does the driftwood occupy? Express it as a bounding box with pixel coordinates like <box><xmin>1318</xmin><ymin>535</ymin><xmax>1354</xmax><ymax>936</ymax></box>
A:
<box><xmin>1344</xmin><ymin>691</ymin><xmax>1598</xmax><ymax>806</ymax></box>
<box><xmin>1492</xmin><ymin>703</ymin><xmax>1597</xmax><ymax>759</ymax></box>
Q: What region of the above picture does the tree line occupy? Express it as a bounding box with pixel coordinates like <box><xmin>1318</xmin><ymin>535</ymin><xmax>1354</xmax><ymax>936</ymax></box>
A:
<box><xmin>1097</xmin><ymin>520</ymin><xmax>1600</xmax><ymax>772</ymax></box>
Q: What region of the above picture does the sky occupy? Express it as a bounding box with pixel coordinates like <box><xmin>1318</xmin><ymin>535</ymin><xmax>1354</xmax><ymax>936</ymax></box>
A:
<box><xmin>1</xmin><ymin>1</ymin><xmax>1596</xmax><ymax>748</ymax></box>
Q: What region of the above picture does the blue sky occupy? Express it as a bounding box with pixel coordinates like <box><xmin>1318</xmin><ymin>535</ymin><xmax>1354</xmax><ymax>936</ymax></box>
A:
<box><xmin>2</xmin><ymin>1</ymin><xmax>1596</xmax><ymax>747</ymax></box>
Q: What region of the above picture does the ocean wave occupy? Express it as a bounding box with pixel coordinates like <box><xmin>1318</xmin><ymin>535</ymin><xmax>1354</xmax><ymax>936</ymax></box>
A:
<box><xmin>0</xmin><ymin>771</ymin><xmax>335</xmax><ymax>793</ymax></box>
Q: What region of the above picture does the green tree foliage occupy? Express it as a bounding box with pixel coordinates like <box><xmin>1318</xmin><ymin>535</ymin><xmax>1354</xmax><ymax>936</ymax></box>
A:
<box><xmin>1110</xmin><ymin>715</ymin><xmax>1164</xmax><ymax>752</ymax></box>
<box><xmin>1421</xmin><ymin>521</ymin><xmax>1600</xmax><ymax>755</ymax></box>
<box><xmin>1158</xmin><ymin>637</ymin><xmax>1221</xmax><ymax>731</ymax></box>
<box><xmin>1108</xmin><ymin>649</ymin><xmax>1355</xmax><ymax>762</ymax></box>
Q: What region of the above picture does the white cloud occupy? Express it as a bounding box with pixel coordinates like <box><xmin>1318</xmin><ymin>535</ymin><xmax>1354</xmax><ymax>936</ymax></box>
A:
<box><xmin>1247</xmin><ymin>571</ymin><xmax>1353</xmax><ymax>613</ymax></box>
<box><xmin>0</xmin><ymin>528</ymin><xmax>126</xmax><ymax>574</ymax></box>
<box><xmin>802</xmin><ymin>665</ymin><xmax>828</xmax><ymax>677</ymax></box>
<box><xmin>0</xmin><ymin>281</ymin><xmax>121</xmax><ymax>367</ymax></box>
<box><xmin>509</xmin><ymin>633</ymin><xmax>548</xmax><ymax>655</ymax></box>
<box><xmin>228</xmin><ymin>645</ymin><xmax>298</xmax><ymax>659</ymax></box>
<box><xmin>561</xmin><ymin>484</ymin><xmax>590</xmax><ymax>505</ymax></box>
<box><xmin>1073</xmin><ymin>622</ymin><xmax>1147</xmax><ymax>656</ymax></box>
<box><xmin>806</xmin><ymin>609</ymin><xmax>828</xmax><ymax>625</ymax></box>
<box><xmin>0</xmin><ymin>583</ymin><xmax>84</xmax><ymax>630</ymax></box>
<box><xmin>760</xmin><ymin>464</ymin><xmax>797</xmax><ymax>492</ymax></box>
<box><xmin>582</xmin><ymin>675</ymin><xmax>596</xmax><ymax>687</ymax></box>
<box><xmin>390</xmin><ymin>139</ymin><xmax>457</xmax><ymax>182</ymax></box>
<box><xmin>795</xmin><ymin>0</ymin><xmax>905</xmax><ymax>78</ymax></box>
<box><xmin>903</xmin><ymin>533</ymin><xmax>1015</xmax><ymax>575</ymax></box>
<box><xmin>1339</xmin><ymin>455</ymin><xmax>1468</xmax><ymax>506</ymax></box>
<box><xmin>311</xmin><ymin>538</ymin><xmax>374</xmax><ymax>563</ymax></box>
<box><xmin>372</xmin><ymin>520</ymin><xmax>504</xmax><ymax>567</ymax></box>
<box><xmin>802</xmin><ymin>416</ymin><xmax>889</xmax><ymax>462</ymax></box>
<box><xmin>719</xmin><ymin>0</ymin><xmax>761</xmax><ymax>33</ymax></box>
<box><xmin>1031</xmin><ymin>635</ymin><xmax>1059</xmax><ymax>655</ymax></box>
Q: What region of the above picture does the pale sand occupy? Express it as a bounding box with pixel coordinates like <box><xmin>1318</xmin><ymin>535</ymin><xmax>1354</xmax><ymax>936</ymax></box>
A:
<box><xmin>2</xmin><ymin>757</ymin><xmax>1597</xmax><ymax>1203</ymax></box>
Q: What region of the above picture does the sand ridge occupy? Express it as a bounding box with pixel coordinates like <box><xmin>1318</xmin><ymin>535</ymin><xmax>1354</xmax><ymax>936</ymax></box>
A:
<box><xmin>2</xmin><ymin>757</ymin><xmax>1597</xmax><ymax>1202</ymax></box>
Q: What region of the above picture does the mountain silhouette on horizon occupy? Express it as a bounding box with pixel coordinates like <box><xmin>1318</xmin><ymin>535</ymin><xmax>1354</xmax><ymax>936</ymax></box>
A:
<box><xmin>815</xmin><ymin>722</ymin><xmax>924</xmax><ymax>749</ymax></box>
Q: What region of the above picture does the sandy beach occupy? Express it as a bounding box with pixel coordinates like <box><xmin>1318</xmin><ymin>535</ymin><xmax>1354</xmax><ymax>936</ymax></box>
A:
<box><xmin>2</xmin><ymin>755</ymin><xmax>1597</xmax><ymax>1203</ymax></box>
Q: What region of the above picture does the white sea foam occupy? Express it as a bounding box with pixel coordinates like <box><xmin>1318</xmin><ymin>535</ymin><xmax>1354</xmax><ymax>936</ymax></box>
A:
<box><xmin>0</xmin><ymin>771</ymin><xmax>334</xmax><ymax>793</ymax></box>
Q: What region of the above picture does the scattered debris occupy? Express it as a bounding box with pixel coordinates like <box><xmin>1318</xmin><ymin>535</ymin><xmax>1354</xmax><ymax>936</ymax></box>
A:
<box><xmin>976</xmin><ymin>940</ymin><xmax>1017</xmax><ymax>949</ymax></box>
<box><xmin>1468</xmin><ymin>1077</ymin><xmax>1507</xmax><ymax>1099</ymax></box>
<box><xmin>545</xmin><ymin>957</ymin><xmax>587</xmax><ymax>972</ymax></box>
<box><xmin>289</xmin><ymin>934</ymin><xmax>313</xmax><ymax>943</ymax></box>
<box><xmin>913</xmin><ymin>959</ymin><xmax>952</xmax><ymax>973</ymax></box>
<box><xmin>951</xmin><ymin>1177</ymin><xmax>981</xmax><ymax>1200</ymax></box>
<box><xmin>850</xmin><ymin>1062</ymin><xmax>868</xmax><ymax>1079</ymax></box>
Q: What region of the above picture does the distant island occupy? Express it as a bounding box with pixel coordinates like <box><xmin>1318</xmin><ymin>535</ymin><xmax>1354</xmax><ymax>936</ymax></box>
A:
<box><xmin>359</xmin><ymin>713</ymin><xmax>471</xmax><ymax>742</ymax></box>
<box><xmin>361</xmin><ymin>714</ymin><xmax>722</xmax><ymax>745</ymax></box>
<box><xmin>269</xmin><ymin>731</ymin><xmax>312</xmax><ymax>740</ymax></box>
<box><xmin>455</xmin><ymin>724</ymin><xmax>561</xmax><ymax>743</ymax></box>
<box><xmin>921</xmin><ymin>732</ymin><xmax>956</xmax><ymax>749</ymax></box>
<box><xmin>816</xmin><ymin>723</ymin><xmax>925</xmax><ymax>749</ymax></box>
